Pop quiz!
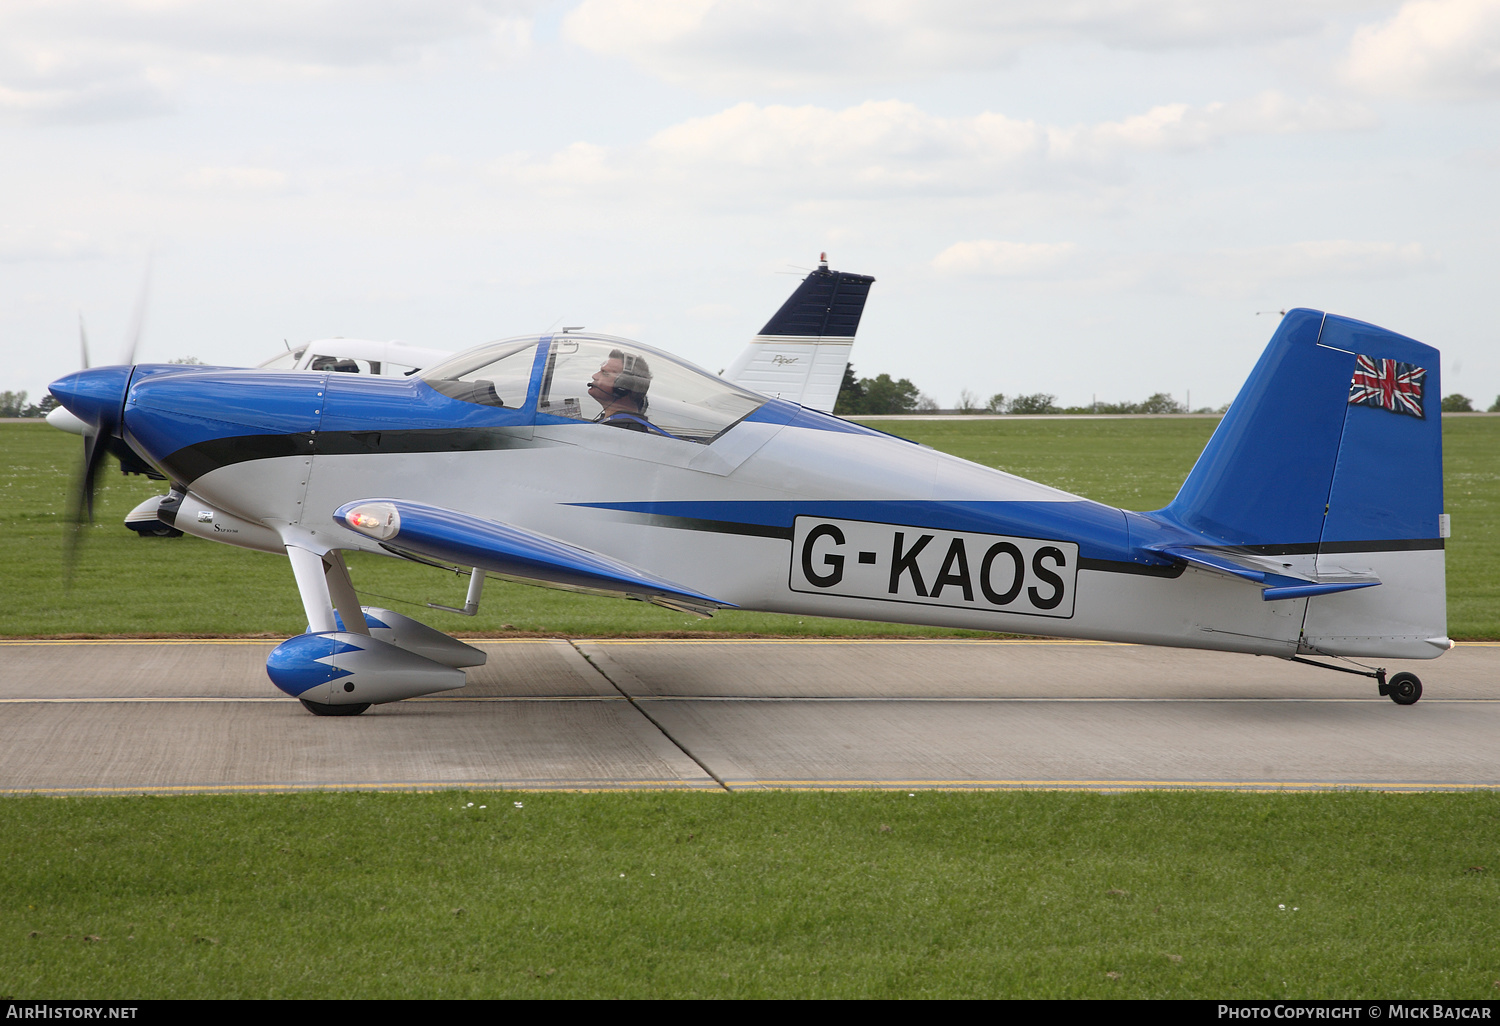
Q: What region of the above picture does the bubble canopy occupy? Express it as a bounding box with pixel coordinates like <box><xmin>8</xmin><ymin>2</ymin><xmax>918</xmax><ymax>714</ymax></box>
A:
<box><xmin>420</xmin><ymin>333</ymin><xmax>767</xmax><ymax>443</ymax></box>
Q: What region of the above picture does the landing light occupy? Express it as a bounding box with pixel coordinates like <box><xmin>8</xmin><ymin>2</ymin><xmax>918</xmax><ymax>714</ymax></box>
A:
<box><xmin>341</xmin><ymin>503</ymin><xmax>401</xmax><ymax>541</ymax></box>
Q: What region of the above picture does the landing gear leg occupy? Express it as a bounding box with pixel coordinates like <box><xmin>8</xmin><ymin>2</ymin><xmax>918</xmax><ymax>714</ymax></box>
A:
<box><xmin>1289</xmin><ymin>657</ymin><xmax>1422</xmax><ymax>705</ymax></box>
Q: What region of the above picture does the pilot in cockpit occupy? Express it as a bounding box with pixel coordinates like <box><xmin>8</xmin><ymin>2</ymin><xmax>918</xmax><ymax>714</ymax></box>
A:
<box><xmin>588</xmin><ymin>349</ymin><xmax>653</xmax><ymax>431</ymax></box>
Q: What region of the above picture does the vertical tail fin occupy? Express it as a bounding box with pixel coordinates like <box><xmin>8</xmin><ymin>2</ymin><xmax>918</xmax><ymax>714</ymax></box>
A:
<box><xmin>723</xmin><ymin>256</ymin><xmax>875</xmax><ymax>413</ymax></box>
<box><xmin>1161</xmin><ymin>308</ymin><xmax>1442</xmax><ymax>547</ymax></box>
<box><xmin>1152</xmin><ymin>308</ymin><xmax>1447</xmax><ymax>656</ymax></box>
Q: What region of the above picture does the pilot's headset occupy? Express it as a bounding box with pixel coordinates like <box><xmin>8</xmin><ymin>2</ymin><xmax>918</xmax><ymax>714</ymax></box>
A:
<box><xmin>609</xmin><ymin>349</ymin><xmax>652</xmax><ymax>413</ymax></box>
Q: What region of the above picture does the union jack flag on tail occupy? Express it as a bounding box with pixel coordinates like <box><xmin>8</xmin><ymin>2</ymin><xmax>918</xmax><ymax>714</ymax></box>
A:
<box><xmin>1349</xmin><ymin>354</ymin><xmax>1425</xmax><ymax>419</ymax></box>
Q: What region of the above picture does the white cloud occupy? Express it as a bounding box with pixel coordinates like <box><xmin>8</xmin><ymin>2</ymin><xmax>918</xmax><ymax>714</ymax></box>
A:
<box><xmin>0</xmin><ymin>226</ymin><xmax>110</xmax><ymax>263</ymax></box>
<box><xmin>490</xmin><ymin>94</ymin><xmax>1379</xmax><ymax>207</ymax></box>
<box><xmin>0</xmin><ymin>77</ymin><xmax>173</xmax><ymax>124</ymax></box>
<box><xmin>930</xmin><ymin>238</ymin><xmax>1440</xmax><ymax>293</ymax></box>
<box><xmin>0</xmin><ymin>0</ymin><xmax>538</xmax><ymax>124</ymax></box>
<box><xmin>932</xmin><ymin>240</ymin><xmax>1077</xmax><ymax>276</ymax></box>
<box><xmin>1167</xmin><ymin>240</ymin><xmax>1441</xmax><ymax>296</ymax></box>
<box><xmin>1067</xmin><ymin>91</ymin><xmax>1378</xmax><ymax>154</ymax></box>
<box><xmin>563</xmin><ymin>0</ymin><xmax>1383</xmax><ymax>90</ymax></box>
<box><xmin>1345</xmin><ymin>0</ymin><xmax>1500</xmax><ymax>99</ymax></box>
<box><xmin>183</xmin><ymin>166</ymin><xmax>290</xmax><ymax>191</ymax></box>
<box><xmin>644</xmin><ymin>100</ymin><xmax>1049</xmax><ymax>193</ymax></box>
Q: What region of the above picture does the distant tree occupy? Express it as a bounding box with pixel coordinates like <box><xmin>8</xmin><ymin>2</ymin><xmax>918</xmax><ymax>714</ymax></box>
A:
<box><xmin>169</xmin><ymin>356</ymin><xmax>205</xmax><ymax>365</ymax></box>
<box><xmin>0</xmin><ymin>390</ymin><xmax>29</xmax><ymax>417</ymax></box>
<box><xmin>915</xmin><ymin>394</ymin><xmax>939</xmax><ymax>412</ymax></box>
<box><xmin>1441</xmin><ymin>394</ymin><xmax>1474</xmax><ymax>412</ymax></box>
<box><xmin>956</xmin><ymin>389</ymin><xmax>980</xmax><ymax>414</ymax></box>
<box><xmin>1007</xmin><ymin>392</ymin><xmax>1059</xmax><ymax>415</ymax></box>
<box><xmin>1137</xmin><ymin>392</ymin><xmax>1188</xmax><ymax>415</ymax></box>
<box><xmin>1490</xmin><ymin>396</ymin><xmax>1500</xmax><ymax>413</ymax></box>
<box><xmin>835</xmin><ymin>367</ymin><xmax>925</xmax><ymax>415</ymax></box>
<box><xmin>984</xmin><ymin>392</ymin><xmax>1006</xmax><ymax>413</ymax></box>
<box><xmin>833</xmin><ymin>365</ymin><xmax>866</xmax><ymax>415</ymax></box>
<box><xmin>857</xmin><ymin>373</ymin><xmax>923</xmax><ymax>414</ymax></box>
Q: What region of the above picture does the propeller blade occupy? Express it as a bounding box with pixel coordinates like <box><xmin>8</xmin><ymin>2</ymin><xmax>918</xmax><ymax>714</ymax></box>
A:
<box><xmin>120</xmin><ymin>259</ymin><xmax>151</xmax><ymax>367</ymax></box>
<box><xmin>62</xmin><ymin>431</ymin><xmax>109</xmax><ymax>584</ymax></box>
<box><xmin>78</xmin><ymin>313</ymin><xmax>91</xmax><ymax>370</ymax></box>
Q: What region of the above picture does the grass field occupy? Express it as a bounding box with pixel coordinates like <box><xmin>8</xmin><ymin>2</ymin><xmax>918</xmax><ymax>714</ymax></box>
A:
<box><xmin>4</xmin><ymin>791</ymin><xmax>1499</xmax><ymax>999</ymax></box>
<box><xmin>2</xmin><ymin>416</ymin><xmax>1496</xmax><ymax>638</ymax></box>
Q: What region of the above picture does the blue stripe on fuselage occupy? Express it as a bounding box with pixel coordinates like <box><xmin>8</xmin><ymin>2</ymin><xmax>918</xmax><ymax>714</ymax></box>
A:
<box><xmin>569</xmin><ymin>498</ymin><xmax>1163</xmax><ymax>567</ymax></box>
<box><xmin>746</xmin><ymin>399</ymin><xmax>914</xmax><ymax>440</ymax></box>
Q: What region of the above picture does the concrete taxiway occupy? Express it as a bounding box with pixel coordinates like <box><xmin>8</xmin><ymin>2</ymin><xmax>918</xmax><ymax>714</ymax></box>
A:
<box><xmin>1</xmin><ymin>638</ymin><xmax>1496</xmax><ymax>794</ymax></box>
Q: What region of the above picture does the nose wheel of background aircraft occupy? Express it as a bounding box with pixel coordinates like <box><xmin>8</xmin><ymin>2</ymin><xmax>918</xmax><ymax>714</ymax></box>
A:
<box><xmin>1289</xmin><ymin>656</ymin><xmax>1422</xmax><ymax>705</ymax></box>
<box><xmin>299</xmin><ymin>699</ymin><xmax>371</xmax><ymax>716</ymax></box>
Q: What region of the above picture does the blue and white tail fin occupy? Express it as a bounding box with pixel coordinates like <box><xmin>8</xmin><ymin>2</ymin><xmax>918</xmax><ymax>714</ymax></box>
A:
<box><xmin>1144</xmin><ymin>308</ymin><xmax>1448</xmax><ymax>658</ymax></box>
<box><xmin>723</xmin><ymin>255</ymin><xmax>875</xmax><ymax>413</ymax></box>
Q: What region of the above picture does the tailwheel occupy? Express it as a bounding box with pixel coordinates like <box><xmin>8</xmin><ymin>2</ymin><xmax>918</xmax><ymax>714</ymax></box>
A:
<box><xmin>1383</xmin><ymin>672</ymin><xmax>1422</xmax><ymax>706</ymax></box>
<box><xmin>299</xmin><ymin>699</ymin><xmax>371</xmax><ymax>716</ymax></box>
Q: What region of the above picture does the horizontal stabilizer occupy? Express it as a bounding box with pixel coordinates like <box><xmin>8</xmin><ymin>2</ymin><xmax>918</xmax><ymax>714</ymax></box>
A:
<box><xmin>333</xmin><ymin>499</ymin><xmax>734</xmax><ymax>617</ymax></box>
<box><xmin>1148</xmin><ymin>543</ymin><xmax>1381</xmax><ymax>601</ymax></box>
<box><xmin>1261</xmin><ymin>581</ymin><xmax>1381</xmax><ymax>601</ymax></box>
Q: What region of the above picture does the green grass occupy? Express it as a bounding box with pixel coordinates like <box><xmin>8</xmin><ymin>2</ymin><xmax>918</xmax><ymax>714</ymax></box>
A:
<box><xmin>4</xmin><ymin>791</ymin><xmax>1498</xmax><ymax>999</ymax></box>
<box><xmin>3</xmin><ymin>417</ymin><xmax>1496</xmax><ymax>637</ymax></box>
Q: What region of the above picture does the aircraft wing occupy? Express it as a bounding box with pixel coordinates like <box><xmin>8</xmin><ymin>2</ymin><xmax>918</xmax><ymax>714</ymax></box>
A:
<box><xmin>333</xmin><ymin>499</ymin><xmax>735</xmax><ymax>617</ymax></box>
<box><xmin>1147</xmin><ymin>544</ymin><xmax>1381</xmax><ymax>601</ymax></box>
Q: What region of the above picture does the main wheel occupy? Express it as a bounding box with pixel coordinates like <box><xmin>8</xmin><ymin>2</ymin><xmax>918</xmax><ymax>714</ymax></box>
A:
<box><xmin>299</xmin><ymin>699</ymin><xmax>371</xmax><ymax>716</ymax></box>
<box><xmin>126</xmin><ymin>522</ymin><xmax>183</xmax><ymax>538</ymax></box>
<box><xmin>1387</xmin><ymin>672</ymin><xmax>1422</xmax><ymax>705</ymax></box>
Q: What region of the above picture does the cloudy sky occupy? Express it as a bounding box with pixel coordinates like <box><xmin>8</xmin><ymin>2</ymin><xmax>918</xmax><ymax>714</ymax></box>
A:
<box><xmin>4</xmin><ymin>0</ymin><xmax>1498</xmax><ymax>409</ymax></box>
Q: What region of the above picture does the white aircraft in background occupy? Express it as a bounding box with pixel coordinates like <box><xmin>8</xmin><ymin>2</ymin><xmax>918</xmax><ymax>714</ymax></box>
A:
<box><xmin>723</xmin><ymin>253</ymin><xmax>874</xmax><ymax>413</ymax></box>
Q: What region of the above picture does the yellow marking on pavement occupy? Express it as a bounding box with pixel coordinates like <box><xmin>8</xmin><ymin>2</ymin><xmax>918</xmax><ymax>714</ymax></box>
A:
<box><xmin>0</xmin><ymin>695</ymin><xmax>626</xmax><ymax>704</ymax></box>
<box><xmin>0</xmin><ymin>781</ymin><xmax>720</xmax><ymax>796</ymax></box>
<box><xmin>0</xmin><ymin>639</ymin><xmax>281</xmax><ymax>646</ymax></box>
<box><xmin>3</xmin><ymin>637</ymin><xmax>1494</xmax><ymax>647</ymax></box>
<box><xmin>731</xmin><ymin>779</ymin><xmax>1500</xmax><ymax>792</ymax></box>
<box><xmin>579</xmin><ymin>638</ymin><xmax>1125</xmax><ymax>646</ymax></box>
<box><xmin>631</xmin><ymin>695</ymin><xmax>1497</xmax><ymax>703</ymax></box>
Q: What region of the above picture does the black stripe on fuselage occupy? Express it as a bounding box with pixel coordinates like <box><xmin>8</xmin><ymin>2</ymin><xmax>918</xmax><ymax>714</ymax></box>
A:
<box><xmin>158</xmin><ymin>428</ymin><xmax>548</xmax><ymax>483</ymax></box>
<box><xmin>612</xmin><ymin>513</ymin><xmax>795</xmax><ymax>541</ymax></box>
<box><xmin>1198</xmin><ymin>538</ymin><xmax>1444</xmax><ymax>555</ymax></box>
<box><xmin>1078</xmin><ymin>558</ymin><xmax>1185</xmax><ymax>578</ymax></box>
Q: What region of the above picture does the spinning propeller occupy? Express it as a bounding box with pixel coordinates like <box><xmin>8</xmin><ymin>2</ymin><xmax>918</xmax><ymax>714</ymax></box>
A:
<box><xmin>55</xmin><ymin>266</ymin><xmax>151</xmax><ymax>578</ymax></box>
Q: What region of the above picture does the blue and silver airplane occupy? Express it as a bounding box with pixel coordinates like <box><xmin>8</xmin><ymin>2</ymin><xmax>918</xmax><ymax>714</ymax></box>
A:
<box><xmin>49</xmin><ymin>271</ymin><xmax>1448</xmax><ymax>715</ymax></box>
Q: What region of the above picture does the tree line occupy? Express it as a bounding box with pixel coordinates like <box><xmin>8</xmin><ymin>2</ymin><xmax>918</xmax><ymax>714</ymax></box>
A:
<box><xmin>833</xmin><ymin>367</ymin><xmax>1225</xmax><ymax>416</ymax></box>
<box><xmin>1440</xmin><ymin>394</ymin><xmax>1500</xmax><ymax>412</ymax></box>
<box><xmin>0</xmin><ymin>391</ymin><xmax>58</xmax><ymax>418</ymax></box>
<box><xmin>833</xmin><ymin>366</ymin><xmax>1500</xmax><ymax>417</ymax></box>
